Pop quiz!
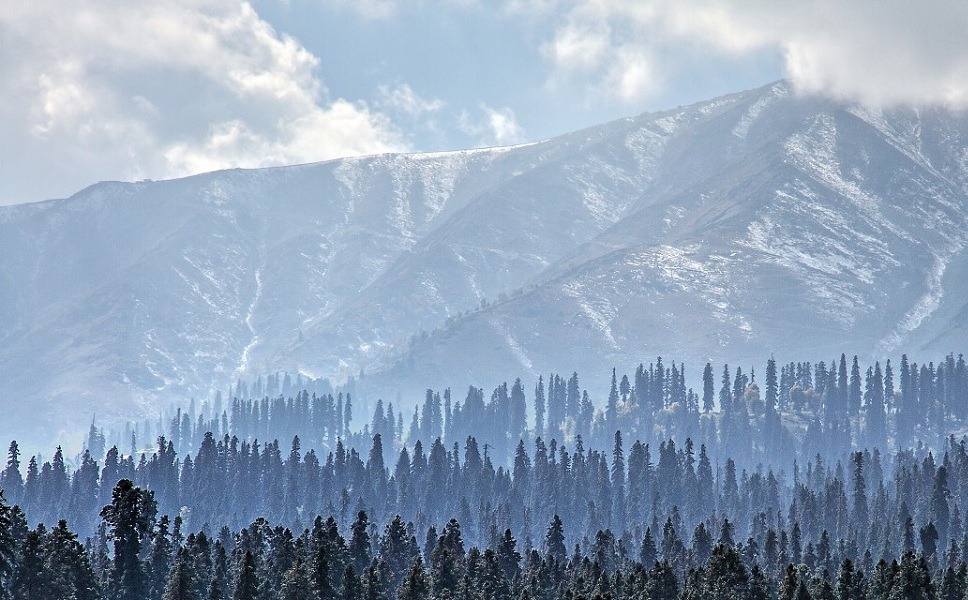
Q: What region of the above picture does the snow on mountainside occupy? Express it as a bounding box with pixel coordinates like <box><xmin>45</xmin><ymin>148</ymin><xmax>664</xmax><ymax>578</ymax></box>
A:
<box><xmin>3</xmin><ymin>80</ymin><xmax>968</xmax><ymax>447</ymax></box>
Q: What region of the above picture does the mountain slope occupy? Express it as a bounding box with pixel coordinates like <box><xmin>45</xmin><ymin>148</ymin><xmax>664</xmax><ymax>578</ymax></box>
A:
<box><xmin>3</xmin><ymin>81</ymin><xmax>968</xmax><ymax>447</ymax></box>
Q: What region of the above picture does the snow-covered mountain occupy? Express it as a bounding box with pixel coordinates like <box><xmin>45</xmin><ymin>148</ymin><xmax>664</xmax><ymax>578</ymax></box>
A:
<box><xmin>4</xmin><ymin>80</ymin><xmax>968</xmax><ymax>447</ymax></box>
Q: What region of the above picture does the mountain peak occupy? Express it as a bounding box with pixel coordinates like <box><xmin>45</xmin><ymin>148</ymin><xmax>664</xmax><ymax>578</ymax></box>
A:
<box><xmin>3</xmin><ymin>82</ymin><xmax>968</xmax><ymax>448</ymax></box>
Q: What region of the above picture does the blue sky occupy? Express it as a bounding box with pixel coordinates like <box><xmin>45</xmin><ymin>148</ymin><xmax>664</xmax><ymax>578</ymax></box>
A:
<box><xmin>254</xmin><ymin>0</ymin><xmax>782</xmax><ymax>147</ymax></box>
<box><xmin>2</xmin><ymin>0</ymin><xmax>967</xmax><ymax>205</ymax></box>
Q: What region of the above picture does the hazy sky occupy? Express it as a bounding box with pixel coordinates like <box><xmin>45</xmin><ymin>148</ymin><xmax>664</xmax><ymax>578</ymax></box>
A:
<box><xmin>3</xmin><ymin>0</ymin><xmax>968</xmax><ymax>205</ymax></box>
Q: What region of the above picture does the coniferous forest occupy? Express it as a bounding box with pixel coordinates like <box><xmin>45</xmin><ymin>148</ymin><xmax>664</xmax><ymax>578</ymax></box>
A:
<box><xmin>4</xmin><ymin>353</ymin><xmax>968</xmax><ymax>600</ymax></box>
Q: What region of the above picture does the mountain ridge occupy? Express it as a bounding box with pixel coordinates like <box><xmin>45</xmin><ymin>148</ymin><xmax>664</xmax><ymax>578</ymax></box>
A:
<box><xmin>3</xmin><ymin>80</ymin><xmax>968</xmax><ymax>449</ymax></box>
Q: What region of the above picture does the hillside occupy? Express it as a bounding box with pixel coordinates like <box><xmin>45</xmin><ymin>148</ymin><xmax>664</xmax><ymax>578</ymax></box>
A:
<box><xmin>3</xmin><ymin>81</ymin><xmax>968</xmax><ymax>447</ymax></box>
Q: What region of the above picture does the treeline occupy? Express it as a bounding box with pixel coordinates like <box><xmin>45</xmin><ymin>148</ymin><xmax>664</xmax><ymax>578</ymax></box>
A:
<box><xmin>3</xmin><ymin>351</ymin><xmax>967</xmax><ymax>599</ymax></box>
<box><xmin>11</xmin><ymin>424</ymin><xmax>968</xmax><ymax>560</ymax></box>
<box><xmin>100</xmin><ymin>353</ymin><xmax>968</xmax><ymax>470</ymax></box>
<box><xmin>0</xmin><ymin>444</ymin><xmax>963</xmax><ymax>600</ymax></box>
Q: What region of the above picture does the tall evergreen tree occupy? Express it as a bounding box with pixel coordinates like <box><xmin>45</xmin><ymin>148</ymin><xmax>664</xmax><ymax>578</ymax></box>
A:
<box><xmin>45</xmin><ymin>520</ymin><xmax>100</xmax><ymax>600</ymax></box>
<box><xmin>162</xmin><ymin>549</ymin><xmax>197</xmax><ymax>600</ymax></box>
<box><xmin>544</xmin><ymin>516</ymin><xmax>566</xmax><ymax>564</ymax></box>
<box><xmin>766</xmin><ymin>358</ymin><xmax>778</xmax><ymax>414</ymax></box>
<box><xmin>279</xmin><ymin>556</ymin><xmax>313</xmax><ymax>600</ymax></box>
<box><xmin>534</xmin><ymin>377</ymin><xmax>545</xmax><ymax>439</ymax></box>
<box><xmin>396</xmin><ymin>557</ymin><xmax>429</xmax><ymax>600</ymax></box>
<box><xmin>703</xmin><ymin>363</ymin><xmax>715</xmax><ymax>413</ymax></box>
<box><xmin>100</xmin><ymin>480</ymin><xmax>157</xmax><ymax>600</ymax></box>
<box><xmin>232</xmin><ymin>552</ymin><xmax>259</xmax><ymax>600</ymax></box>
<box><xmin>0</xmin><ymin>443</ymin><xmax>23</xmax><ymax>507</ymax></box>
<box><xmin>379</xmin><ymin>515</ymin><xmax>418</xmax><ymax>591</ymax></box>
<box><xmin>11</xmin><ymin>527</ymin><xmax>44</xmax><ymax>600</ymax></box>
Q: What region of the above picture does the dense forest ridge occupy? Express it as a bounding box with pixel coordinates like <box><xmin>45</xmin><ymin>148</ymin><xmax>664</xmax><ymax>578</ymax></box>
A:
<box><xmin>0</xmin><ymin>352</ymin><xmax>965</xmax><ymax>599</ymax></box>
<box><xmin>0</xmin><ymin>407</ymin><xmax>966</xmax><ymax>599</ymax></box>
<box><xmin>94</xmin><ymin>352</ymin><xmax>968</xmax><ymax>468</ymax></box>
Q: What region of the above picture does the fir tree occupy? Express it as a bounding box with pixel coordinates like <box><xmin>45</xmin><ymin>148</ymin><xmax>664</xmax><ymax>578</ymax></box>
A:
<box><xmin>544</xmin><ymin>516</ymin><xmax>566</xmax><ymax>564</ymax></box>
<box><xmin>162</xmin><ymin>549</ymin><xmax>197</xmax><ymax>600</ymax></box>
<box><xmin>232</xmin><ymin>552</ymin><xmax>259</xmax><ymax>600</ymax></box>
<box><xmin>100</xmin><ymin>479</ymin><xmax>157</xmax><ymax>600</ymax></box>
<box><xmin>279</xmin><ymin>556</ymin><xmax>313</xmax><ymax>600</ymax></box>
<box><xmin>349</xmin><ymin>511</ymin><xmax>372</xmax><ymax>575</ymax></box>
<box><xmin>397</xmin><ymin>557</ymin><xmax>430</xmax><ymax>600</ymax></box>
<box><xmin>703</xmin><ymin>363</ymin><xmax>715</xmax><ymax>413</ymax></box>
<box><xmin>379</xmin><ymin>515</ymin><xmax>417</xmax><ymax>591</ymax></box>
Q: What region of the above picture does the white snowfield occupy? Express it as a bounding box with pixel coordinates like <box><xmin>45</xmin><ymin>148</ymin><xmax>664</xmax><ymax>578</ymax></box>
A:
<box><xmin>2</xmin><ymin>80</ymin><xmax>968</xmax><ymax>446</ymax></box>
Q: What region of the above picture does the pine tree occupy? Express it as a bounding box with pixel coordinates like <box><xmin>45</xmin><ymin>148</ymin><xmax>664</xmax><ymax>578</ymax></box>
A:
<box><xmin>349</xmin><ymin>511</ymin><xmax>372</xmax><ymax>575</ymax></box>
<box><xmin>930</xmin><ymin>467</ymin><xmax>950</xmax><ymax>543</ymax></box>
<box><xmin>343</xmin><ymin>565</ymin><xmax>363</xmax><ymax>600</ymax></box>
<box><xmin>835</xmin><ymin>559</ymin><xmax>864</xmax><ymax>600</ymax></box>
<box><xmin>544</xmin><ymin>516</ymin><xmax>566</xmax><ymax>564</ymax></box>
<box><xmin>703</xmin><ymin>363</ymin><xmax>715</xmax><ymax>413</ymax></box>
<box><xmin>0</xmin><ymin>490</ymin><xmax>15</xmax><ymax>595</ymax></box>
<box><xmin>718</xmin><ymin>519</ymin><xmax>735</xmax><ymax>548</ymax></box>
<box><xmin>646</xmin><ymin>560</ymin><xmax>679</xmax><ymax>600</ymax></box>
<box><xmin>898</xmin><ymin>355</ymin><xmax>913</xmax><ymax>446</ymax></box>
<box><xmin>232</xmin><ymin>552</ymin><xmax>259</xmax><ymax>600</ymax></box>
<box><xmin>851</xmin><ymin>453</ymin><xmax>868</xmax><ymax>540</ymax></box>
<box><xmin>510</xmin><ymin>379</ymin><xmax>527</xmax><ymax>441</ymax></box>
<box><xmin>379</xmin><ymin>515</ymin><xmax>418</xmax><ymax>591</ymax></box>
<box><xmin>936</xmin><ymin>564</ymin><xmax>962</xmax><ymax>600</ymax></box>
<box><xmin>148</xmin><ymin>516</ymin><xmax>174</xmax><ymax>600</ymax></box>
<box><xmin>704</xmin><ymin>544</ymin><xmax>749</xmax><ymax>600</ymax></box>
<box><xmin>766</xmin><ymin>358</ymin><xmax>778</xmax><ymax>414</ymax></box>
<box><xmin>163</xmin><ymin>549</ymin><xmax>197</xmax><ymax>600</ymax></box>
<box><xmin>534</xmin><ymin>377</ymin><xmax>545</xmax><ymax>439</ymax></box>
<box><xmin>866</xmin><ymin>363</ymin><xmax>886</xmax><ymax>446</ymax></box>
<box><xmin>778</xmin><ymin>564</ymin><xmax>800</xmax><ymax>600</ymax></box>
<box><xmin>430</xmin><ymin>519</ymin><xmax>465</xmax><ymax>596</ymax></box>
<box><xmin>692</xmin><ymin>523</ymin><xmax>714</xmax><ymax>565</ymax></box>
<box><xmin>611</xmin><ymin>431</ymin><xmax>626</xmax><ymax>532</ymax></box>
<box><xmin>567</xmin><ymin>373</ymin><xmax>580</xmax><ymax>420</ymax></box>
<box><xmin>607</xmin><ymin>369</ymin><xmax>619</xmax><ymax>425</ymax></box>
<box><xmin>45</xmin><ymin>519</ymin><xmax>100</xmax><ymax>600</ymax></box>
<box><xmin>918</xmin><ymin>522</ymin><xmax>938</xmax><ymax>560</ymax></box>
<box><xmin>100</xmin><ymin>479</ymin><xmax>157</xmax><ymax>600</ymax></box>
<box><xmin>720</xmin><ymin>364</ymin><xmax>732</xmax><ymax>413</ymax></box>
<box><xmin>0</xmin><ymin>443</ymin><xmax>24</xmax><ymax>507</ymax></box>
<box><xmin>208</xmin><ymin>542</ymin><xmax>230</xmax><ymax>600</ymax></box>
<box><xmin>838</xmin><ymin>354</ymin><xmax>849</xmax><ymax>415</ymax></box>
<box><xmin>362</xmin><ymin>562</ymin><xmax>389</xmax><ymax>600</ymax></box>
<box><xmin>495</xmin><ymin>529</ymin><xmax>521</xmax><ymax>583</ymax></box>
<box><xmin>632</xmin><ymin>526</ymin><xmax>656</xmax><ymax>567</ymax></box>
<box><xmin>279</xmin><ymin>556</ymin><xmax>313</xmax><ymax>600</ymax></box>
<box><xmin>849</xmin><ymin>356</ymin><xmax>862</xmax><ymax>416</ymax></box>
<box><xmin>309</xmin><ymin>537</ymin><xmax>334</xmax><ymax>600</ymax></box>
<box><xmin>11</xmin><ymin>527</ymin><xmax>44</xmax><ymax>600</ymax></box>
<box><xmin>397</xmin><ymin>557</ymin><xmax>429</xmax><ymax>600</ymax></box>
<box><xmin>889</xmin><ymin>553</ymin><xmax>932</xmax><ymax>600</ymax></box>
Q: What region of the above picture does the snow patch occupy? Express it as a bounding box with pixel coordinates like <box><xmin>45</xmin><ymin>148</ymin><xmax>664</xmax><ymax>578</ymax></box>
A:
<box><xmin>732</xmin><ymin>82</ymin><xmax>788</xmax><ymax>141</ymax></box>
<box><xmin>237</xmin><ymin>263</ymin><xmax>265</xmax><ymax>376</ymax></box>
<box><xmin>562</xmin><ymin>279</ymin><xmax>621</xmax><ymax>350</ymax></box>
<box><xmin>490</xmin><ymin>319</ymin><xmax>535</xmax><ymax>373</ymax></box>
<box><xmin>877</xmin><ymin>240</ymin><xmax>964</xmax><ymax>353</ymax></box>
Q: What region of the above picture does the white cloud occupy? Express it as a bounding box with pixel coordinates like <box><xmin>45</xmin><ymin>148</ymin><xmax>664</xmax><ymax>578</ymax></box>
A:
<box><xmin>376</xmin><ymin>84</ymin><xmax>445</xmax><ymax>118</ymax></box>
<box><xmin>537</xmin><ymin>0</ymin><xmax>968</xmax><ymax>107</ymax></box>
<box><xmin>502</xmin><ymin>0</ymin><xmax>561</xmax><ymax>16</ymax></box>
<box><xmin>0</xmin><ymin>0</ymin><xmax>406</xmax><ymax>203</ymax></box>
<box><xmin>323</xmin><ymin>0</ymin><xmax>481</xmax><ymax>19</ymax></box>
<box><xmin>459</xmin><ymin>105</ymin><xmax>525</xmax><ymax>146</ymax></box>
<box><xmin>540</xmin><ymin>2</ymin><xmax>664</xmax><ymax>104</ymax></box>
<box><xmin>326</xmin><ymin>0</ymin><xmax>398</xmax><ymax>19</ymax></box>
